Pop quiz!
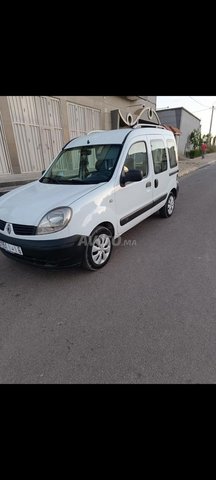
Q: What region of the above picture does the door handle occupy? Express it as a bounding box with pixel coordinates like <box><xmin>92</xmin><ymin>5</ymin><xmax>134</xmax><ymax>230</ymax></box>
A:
<box><xmin>154</xmin><ymin>179</ymin><xmax>159</xmax><ymax>188</ymax></box>
<box><xmin>146</xmin><ymin>181</ymin><xmax>151</xmax><ymax>188</ymax></box>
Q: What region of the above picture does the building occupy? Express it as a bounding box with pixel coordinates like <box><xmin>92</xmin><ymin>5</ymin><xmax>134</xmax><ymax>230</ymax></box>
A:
<box><xmin>157</xmin><ymin>107</ymin><xmax>201</xmax><ymax>156</ymax></box>
<box><xmin>0</xmin><ymin>96</ymin><xmax>156</xmax><ymax>176</ymax></box>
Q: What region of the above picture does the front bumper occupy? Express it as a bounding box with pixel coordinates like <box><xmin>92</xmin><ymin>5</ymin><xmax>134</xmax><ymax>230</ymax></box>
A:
<box><xmin>0</xmin><ymin>232</ymin><xmax>86</xmax><ymax>268</ymax></box>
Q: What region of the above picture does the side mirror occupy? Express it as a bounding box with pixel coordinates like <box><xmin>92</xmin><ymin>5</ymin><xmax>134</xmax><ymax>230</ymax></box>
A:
<box><xmin>41</xmin><ymin>170</ymin><xmax>46</xmax><ymax>175</ymax></box>
<box><xmin>120</xmin><ymin>169</ymin><xmax>143</xmax><ymax>186</ymax></box>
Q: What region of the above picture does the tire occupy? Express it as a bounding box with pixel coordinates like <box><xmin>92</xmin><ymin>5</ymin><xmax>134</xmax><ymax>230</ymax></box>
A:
<box><xmin>82</xmin><ymin>226</ymin><xmax>113</xmax><ymax>271</ymax></box>
<box><xmin>159</xmin><ymin>192</ymin><xmax>175</xmax><ymax>218</ymax></box>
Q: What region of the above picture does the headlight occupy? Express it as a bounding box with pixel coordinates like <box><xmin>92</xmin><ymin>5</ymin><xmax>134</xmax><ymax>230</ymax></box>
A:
<box><xmin>36</xmin><ymin>207</ymin><xmax>72</xmax><ymax>235</ymax></box>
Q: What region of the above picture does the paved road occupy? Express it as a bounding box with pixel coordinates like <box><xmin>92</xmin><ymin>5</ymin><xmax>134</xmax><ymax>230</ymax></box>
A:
<box><xmin>1</xmin><ymin>164</ymin><xmax>216</xmax><ymax>383</ymax></box>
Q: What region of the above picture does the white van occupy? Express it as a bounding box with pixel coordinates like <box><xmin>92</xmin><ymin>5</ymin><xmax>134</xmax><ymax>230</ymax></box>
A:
<box><xmin>0</xmin><ymin>125</ymin><xmax>179</xmax><ymax>270</ymax></box>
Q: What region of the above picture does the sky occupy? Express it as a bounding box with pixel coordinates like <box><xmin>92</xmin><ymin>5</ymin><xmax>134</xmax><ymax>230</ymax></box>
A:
<box><xmin>156</xmin><ymin>97</ymin><xmax>216</xmax><ymax>137</ymax></box>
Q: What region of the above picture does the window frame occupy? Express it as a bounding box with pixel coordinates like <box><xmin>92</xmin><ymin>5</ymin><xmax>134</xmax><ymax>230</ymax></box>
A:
<box><xmin>124</xmin><ymin>140</ymin><xmax>149</xmax><ymax>179</ymax></box>
<box><xmin>166</xmin><ymin>139</ymin><xmax>178</xmax><ymax>169</ymax></box>
<box><xmin>150</xmin><ymin>138</ymin><xmax>168</xmax><ymax>175</ymax></box>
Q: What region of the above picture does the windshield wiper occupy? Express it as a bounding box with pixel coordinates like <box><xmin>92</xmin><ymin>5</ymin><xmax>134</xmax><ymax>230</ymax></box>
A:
<box><xmin>40</xmin><ymin>177</ymin><xmax>60</xmax><ymax>184</ymax></box>
<box><xmin>56</xmin><ymin>179</ymin><xmax>87</xmax><ymax>184</ymax></box>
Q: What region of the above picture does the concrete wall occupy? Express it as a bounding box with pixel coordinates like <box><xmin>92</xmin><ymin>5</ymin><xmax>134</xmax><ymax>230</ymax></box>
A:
<box><xmin>157</xmin><ymin>108</ymin><xmax>201</xmax><ymax>155</ymax></box>
<box><xmin>55</xmin><ymin>96</ymin><xmax>156</xmax><ymax>132</ymax></box>
<box><xmin>157</xmin><ymin>108</ymin><xmax>182</xmax><ymax>129</ymax></box>
<box><xmin>179</xmin><ymin>109</ymin><xmax>200</xmax><ymax>155</ymax></box>
<box><xmin>140</xmin><ymin>96</ymin><xmax>156</xmax><ymax>107</ymax></box>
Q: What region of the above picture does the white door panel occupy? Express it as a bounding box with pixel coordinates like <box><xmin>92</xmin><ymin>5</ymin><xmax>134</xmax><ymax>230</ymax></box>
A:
<box><xmin>115</xmin><ymin>178</ymin><xmax>153</xmax><ymax>235</ymax></box>
<box><xmin>114</xmin><ymin>137</ymin><xmax>154</xmax><ymax>235</ymax></box>
<box><xmin>148</xmin><ymin>136</ymin><xmax>169</xmax><ymax>205</ymax></box>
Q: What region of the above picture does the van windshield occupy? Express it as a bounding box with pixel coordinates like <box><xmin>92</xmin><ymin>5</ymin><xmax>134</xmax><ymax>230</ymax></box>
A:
<box><xmin>40</xmin><ymin>144</ymin><xmax>122</xmax><ymax>185</ymax></box>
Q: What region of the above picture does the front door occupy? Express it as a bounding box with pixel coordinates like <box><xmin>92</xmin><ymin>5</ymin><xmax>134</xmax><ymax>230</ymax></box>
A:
<box><xmin>115</xmin><ymin>140</ymin><xmax>154</xmax><ymax>236</ymax></box>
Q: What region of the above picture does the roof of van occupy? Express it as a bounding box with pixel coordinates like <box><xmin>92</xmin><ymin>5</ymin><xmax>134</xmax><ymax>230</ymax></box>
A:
<box><xmin>64</xmin><ymin>125</ymin><xmax>174</xmax><ymax>149</ymax></box>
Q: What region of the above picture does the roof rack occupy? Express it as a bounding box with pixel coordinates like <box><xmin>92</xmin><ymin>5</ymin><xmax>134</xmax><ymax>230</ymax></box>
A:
<box><xmin>87</xmin><ymin>130</ymin><xmax>105</xmax><ymax>135</ymax></box>
<box><xmin>132</xmin><ymin>124</ymin><xmax>165</xmax><ymax>130</ymax></box>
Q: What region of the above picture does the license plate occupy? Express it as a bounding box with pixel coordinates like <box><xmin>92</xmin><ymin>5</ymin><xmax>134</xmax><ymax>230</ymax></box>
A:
<box><xmin>0</xmin><ymin>240</ymin><xmax>23</xmax><ymax>256</ymax></box>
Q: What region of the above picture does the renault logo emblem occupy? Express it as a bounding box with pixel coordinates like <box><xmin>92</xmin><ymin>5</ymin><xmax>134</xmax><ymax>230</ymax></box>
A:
<box><xmin>6</xmin><ymin>223</ymin><xmax>12</xmax><ymax>235</ymax></box>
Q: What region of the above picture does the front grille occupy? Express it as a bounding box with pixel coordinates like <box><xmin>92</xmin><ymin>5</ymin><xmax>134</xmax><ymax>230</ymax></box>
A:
<box><xmin>0</xmin><ymin>219</ymin><xmax>36</xmax><ymax>235</ymax></box>
<box><xmin>0</xmin><ymin>219</ymin><xmax>6</xmax><ymax>231</ymax></box>
<box><xmin>13</xmin><ymin>224</ymin><xmax>37</xmax><ymax>236</ymax></box>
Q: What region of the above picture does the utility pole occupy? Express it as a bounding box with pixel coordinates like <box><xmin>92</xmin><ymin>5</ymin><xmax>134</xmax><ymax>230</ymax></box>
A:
<box><xmin>209</xmin><ymin>105</ymin><xmax>215</xmax><ymax>142</ymax></box>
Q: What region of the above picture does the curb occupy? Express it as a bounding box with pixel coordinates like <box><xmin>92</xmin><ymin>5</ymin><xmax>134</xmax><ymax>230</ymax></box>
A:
<box><xmin>179</xmin><ymin>159</ymin><xmax>216</xmax><ymax>178</ymax></box>
<box><xmin>0</xmin><ymin>180</ymin><xmax>35</xmax><ymax>196</ymax></box>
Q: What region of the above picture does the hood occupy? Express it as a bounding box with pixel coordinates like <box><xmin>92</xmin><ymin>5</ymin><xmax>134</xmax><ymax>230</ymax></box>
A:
<box><xmin>0</xmin><ymin>180</ymin><xmax>103</xmax><ymax>225</ymax></box>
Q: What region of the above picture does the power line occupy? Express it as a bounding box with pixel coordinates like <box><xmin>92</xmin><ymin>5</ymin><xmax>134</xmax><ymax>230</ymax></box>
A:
<box><xmin>192</xmin><ymin>107</ymin><xmax>211</xmax><ymax>113</ymax></box>
<box><xmin>188</xmin><ymin>96</ymin><xmax>210</xmax><ymax>108</ymax></box>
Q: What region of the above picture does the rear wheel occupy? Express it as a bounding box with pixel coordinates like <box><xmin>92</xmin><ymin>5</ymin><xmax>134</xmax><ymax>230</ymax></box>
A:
<box><xmin>82</xmin><ymin>226</ymin><xmax>113</xmax><ymax>271</ymax></box>
<box><xmin>160</xmin><ymin>192</ymin><xmax>175</xmax><ymax>218</ymax></box>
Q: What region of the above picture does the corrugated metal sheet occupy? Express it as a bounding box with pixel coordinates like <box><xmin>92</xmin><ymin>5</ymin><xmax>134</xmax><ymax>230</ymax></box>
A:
<box><xmin>39</xmin><ymin>96</ymin><xmax>63</xmax><ymax>167</ymax></box>
<box><xmin>7</xmin><ymin>96</ymin><xmax>63</xmax><ymax>173</ymax></box>
<box><xmin>0</xmin><ymin>112</ymin><xmax>12</xmax><ymax>174</ymax></box>
<box><xmin>67</xmin><ymin>102</ymin><xmax>101</xmax><ymax>139</ymax></box>
<box><xmin>8</xmin><ymin>96</ymin><xmax>44</xmax><ymax>173</ymax></box>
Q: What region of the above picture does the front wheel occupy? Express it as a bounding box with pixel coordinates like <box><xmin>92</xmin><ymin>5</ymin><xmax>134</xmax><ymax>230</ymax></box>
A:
<box><xmin>159</xmin><ymin>192</ymin><xmax>175</xmax><ymax>218</ymax></box>
<box><xmin>82</xmin><ymin>226</ymin><xmax>113</xmax><ymax>271</ymax></box>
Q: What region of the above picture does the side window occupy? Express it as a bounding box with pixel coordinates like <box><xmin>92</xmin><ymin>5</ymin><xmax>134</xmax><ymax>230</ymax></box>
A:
<box><xmin>167</xmin><ymin>139</ymin><xmax>177</xmax><ymax>168</ymax></box>
<box><xmin>150</xmin><ymin>139</ymin><xmax>168</xmax><ymax>174</ymax></box>
<box><xmin>124</xmin><ymin>141</ymin><xmax>148</xmax><ymax>177</ymax></box>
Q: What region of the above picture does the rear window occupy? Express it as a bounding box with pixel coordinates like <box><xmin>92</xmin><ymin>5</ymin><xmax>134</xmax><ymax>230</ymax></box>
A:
<box><xmin>167</xmin><ymin>139</ymin><xmax>177</xmax><ymax>168</ymax></box>
<box><xmin>150</xmin><ymin>139</ymin><xmax>168</xmax><ymax>174</ymax></box>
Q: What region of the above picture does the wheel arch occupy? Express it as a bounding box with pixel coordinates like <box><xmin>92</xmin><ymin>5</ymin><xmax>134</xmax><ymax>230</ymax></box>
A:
<box><xmin>91</xmin><ymin>221</ymin><xmax>115</xmax><ymax>237</ymax></box>
<box><xmin>170</xmin><ymin>187</ymin><xmax>177</xmax><ymax>198</ymax></box>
